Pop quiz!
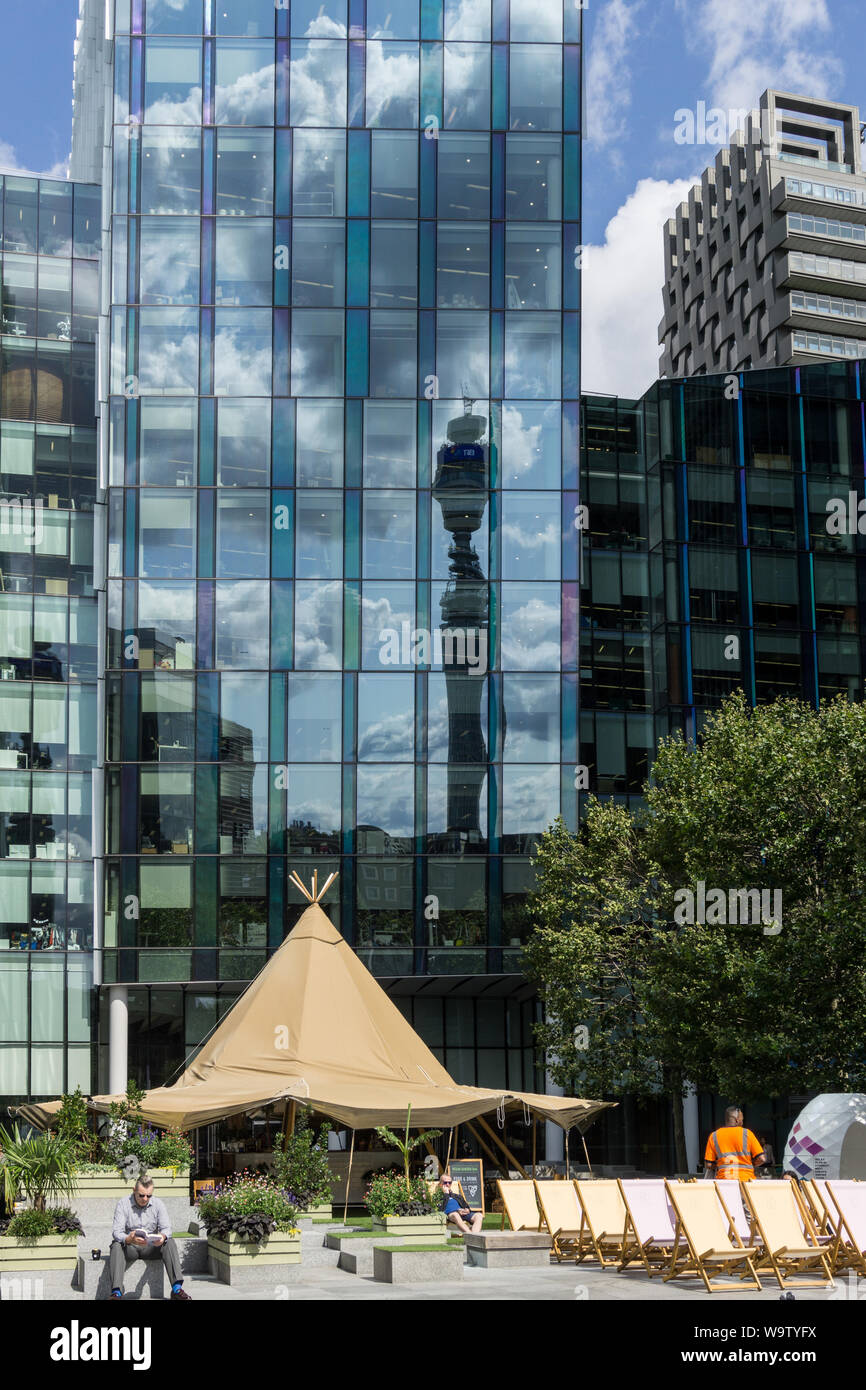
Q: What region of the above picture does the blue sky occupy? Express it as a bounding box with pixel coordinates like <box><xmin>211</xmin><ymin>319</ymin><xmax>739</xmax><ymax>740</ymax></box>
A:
<box><xmin>1</xmin><ymin>0</ymin><xmax>866</xmax><ymax>394</ymax></box>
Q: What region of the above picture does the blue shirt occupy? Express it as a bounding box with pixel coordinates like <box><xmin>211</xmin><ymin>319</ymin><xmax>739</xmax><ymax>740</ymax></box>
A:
<box><xmin>443</xmin><ymin>1194</ymin><xmax>464</xmax><ymax>1215</ymax></box>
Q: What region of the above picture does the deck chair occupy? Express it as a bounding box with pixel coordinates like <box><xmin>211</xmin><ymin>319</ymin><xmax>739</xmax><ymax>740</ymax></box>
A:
<box><xmin>617</xmin><ymin>1179</ymin><xmax>680</xmax><ymax>1277</ymax></box>
<box><xmin>798</xmin><ymin>1179</ymin><xmax>836</xmax><ymax>1240</ymax></box>
<box><xmin>745</xmin><ymin>1180</ymin><xmax>834</xmax><ymax>1289</ymax></box>
<box><xmin>496</xmin><ymin>1180</ymin><xmax>541</xmax><ymax>1233</ymax></box>
<box><xmin>824</xmin><ymin>1181</ymin><xmax>866</xmax><ymax>1278</ymax></box>
<box><xmin>534</xmin><ymin>1180</ymin><xmax>583</xmax><ymax>1262</ymax></box>
<box><xmin>663</xmin><ymin>1181</ymin><xmax>762</xmax><ymax>1294</ymax></box>
<box><xmin>572</xmin><ymin>1179</ymin><xmax>628</xmax><ymax>1267</ymax></box>
<box><xmin>716</xmin><ymin>1181</ymin><xmax>755</xmax><ymax>1248</ymax></box>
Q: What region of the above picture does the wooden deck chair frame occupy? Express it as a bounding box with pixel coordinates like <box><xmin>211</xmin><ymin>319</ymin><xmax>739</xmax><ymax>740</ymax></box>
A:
<box><xmin>824</xmin><ymin>1181</ymin><xmax>866</xmax><ymax>1279</ymax></box>
<box><xmin>496</xmin><ymin>1179</ymin><xmax>541</xmax><ymax>1234</ymax></box>
<box><xmin>714</xmin><ymin>1181</ymin><xmax>756</xmax><ymax>1253</ymax></box>
<box><xmin>572</xmin><ymin>1179</ymin><xmax>627</xmax><ymax>1268</ymax></box>
<box><xmin>743</xmin><ymin>1180</ymin><xmax>834</xmax><ymax>1290</ymax></box>
<box><xmin>617</xmin><ymin>1179</ymin><xmax>679</xmax><ymax>1278</ymax></box>
<box><xmin>663</xmin><ymin>1181</ymin><xmax>762</xmax><ymax>1294</ymax></box>
<box><xmin>533</xmin><ymin>1180</ymin><xmax>583</xmax><ymax>1263</ymax></box>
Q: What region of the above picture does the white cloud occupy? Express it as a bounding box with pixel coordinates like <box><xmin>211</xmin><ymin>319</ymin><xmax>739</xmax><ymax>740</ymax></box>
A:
<box><xmin>675</xmin><ymin>0</ymin><xmax>842</xmax><ymax>113</ymax></box>
<box><xmin>0</xmin><ymin>138</ymin><xmax>68</xmax><ymax>180</ymax></box>
<box><xmin>586</xmin><ymin>0</ymin><xmax>644</xmax><ymax>158</ymax></box>
<box><xmin>581</xmin><ymin>175</ymin><xmax>696</xmax><ymax>397</ymax></box>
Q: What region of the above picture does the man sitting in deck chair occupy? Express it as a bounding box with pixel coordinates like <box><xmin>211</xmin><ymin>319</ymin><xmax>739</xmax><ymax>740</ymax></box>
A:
<box><xmin>439</xmin><ymin>1173</ymin><xmax>482</xmax><ymax>1234</ymax></box>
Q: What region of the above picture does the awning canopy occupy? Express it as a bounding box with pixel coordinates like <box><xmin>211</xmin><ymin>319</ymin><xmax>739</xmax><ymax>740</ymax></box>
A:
<box><xmin>19</xmin><ymin>902</ymin><xmax>612</xmax><ymax>1135</ymax></box>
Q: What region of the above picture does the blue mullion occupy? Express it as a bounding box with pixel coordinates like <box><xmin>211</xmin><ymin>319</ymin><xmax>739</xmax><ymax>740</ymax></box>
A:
<box><xmin>489</xmin><ymin>312</ymin><xmax>503</xmax><ymax>400</ymax></box>
<box><xmin>196</xmin><ymin>582</ymin><xmax>214</xmax><ymax>670</ymax></box>
<box><xmin>420</xmin><ymin>42</ymin><xmax>443</xmax><ymax>132</ymax></box>
<box><xmin>349</xmin><ymin>0</ymin><xmax>365</xmax><ymax>39</ymax></box>
<box><xmin>347</xmin><ymin>130</ymin><xmax>371</xmax><ymax>217</ymax></box>
<box><xmin>200</xmin><ymin>216</ymin><xmax>214</xmax><ymax>306</ymax></box>
<box><xmin>276</xmin><ymin>38</ymin><xmax>289</xmax><ymax>125</ymax></box>
<box><xmin>492</xmin><ymin>133</ymin><xmax>505</xmax><ymax>220</ymax></box>
<box><xmin>347</xmin><ymin>220</ymin><xmax>370</xmax><ymax>307</ymax></box>
<box><xmin>273</xmin><ymin>398</ymin><xmax>294</xmax><ymax>486</ymax></box>
<box><xmin>492</xmin><ymin>44</ymin><xmax>508</xmax><ymax>129</ymax></box>
<box><xmin>420</xmin><ymin>132</ymin><xmax>436</xmax><ymax>218</ymax></box>
<box><xmin>274</xmin><ymin>218</ymin><xmax>291</xmax><ymax>308</ymax></box>
<box><xmin>491</xmin><ymin>222</ymin><xmax>504</xmax><ymax>310</ymax></box>
<box><xmin>123</xmin><ymin>488</ymin><xmax>136</xmax><ymax>577</ymax></box>
<box><xmin>345</xmin><ymin>490</ymin><xmax>361</xmax><ymax>579</ymax></box>
<box><xmin>275</xmin><ymin>130</ymin><xmax>292</xmax><ymax>216</ymax></box>
<box><xmin>419</xmin><ymin>220</ymin><xmax>436</xmax><ymax>307</ymax></box>
<box><xmin>349</xmin><ymin>40</ymin><xmax>366</xmax><ymax>127</ymax></box>
<box><xmin>343</xmin><ymin>672</ymin><xmax>356</xmax><ymax>761</ymax></box>
<box><xmin>199</xmin><ymin>307</ymin><xmax>213</xmax><ymax>397</ymax></box>
<box><xmin>420</xmin><ymin>0</ymin><xmax>443</xmax><ymax>41</ymax></box>
<box><xmin>198</xmin><ymin>488</ymin><xmax>215</xmax><ymax>579</ymax></box>
<box><xmin>199</xmin><ymin>398</ymin><xmax>215</xmax><ymax>486</ymax></box>
<box><xmin>564</xmin><ymin>45</ymin><xmax>580</xmax><ymax>131</ymax></box>
<box><xmin>272</xmin><ymin>490</ymin><xmax>294</xmax><ymax>579</ymax></box>
<box><xmin>346</xmin><ymin>310</ymin><xmax>369</xmax><ymax>397</ymax></box>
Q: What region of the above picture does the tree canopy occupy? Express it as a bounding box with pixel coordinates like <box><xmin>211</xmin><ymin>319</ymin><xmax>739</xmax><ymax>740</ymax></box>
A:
<box><xmin>524</xmin><ymin>693</ymin><xmax>866</xmax><ymax>1168</ymax></box>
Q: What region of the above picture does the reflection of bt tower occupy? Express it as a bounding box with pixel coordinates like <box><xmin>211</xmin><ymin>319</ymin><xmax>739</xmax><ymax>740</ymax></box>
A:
<box><xmin>433</xmin><ymin>404</ymin><xmax>491</xmax><ymax>848</ymax></box>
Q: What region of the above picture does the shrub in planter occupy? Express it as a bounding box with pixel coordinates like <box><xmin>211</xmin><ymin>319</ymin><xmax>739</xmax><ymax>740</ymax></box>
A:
<box><xmin>2</xmin><ymin>1207</ymin><xmax>85</xmax><ymax>1239</ymax></box>
<box><xmin>197</xmin><ymin>1174</ymin><xmax>299</xmax><ymax>1240</ymax></box>
<box><xmin>272</xmin><ymin>1108</ymin><xmax>333</xmax><ymax>1211</ymax></box>
<box><xmin>364</xmin><ymin>1172</ymin><xmax>443</xmax><ymax>1221</ymax></box>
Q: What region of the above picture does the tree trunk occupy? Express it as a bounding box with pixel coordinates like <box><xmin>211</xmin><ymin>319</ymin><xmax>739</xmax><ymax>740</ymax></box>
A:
<box><xmin>669</xmin><ymin>1071</ymin><xmax>688</xmax><ymax>1173</ymax></box>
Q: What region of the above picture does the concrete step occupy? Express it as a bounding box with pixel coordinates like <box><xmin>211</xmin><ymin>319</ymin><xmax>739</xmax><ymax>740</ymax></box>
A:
<box><xmin>76</xmin><ymin>1238</ymin><xmax>208</xmax><ymax>1300</ymax></box>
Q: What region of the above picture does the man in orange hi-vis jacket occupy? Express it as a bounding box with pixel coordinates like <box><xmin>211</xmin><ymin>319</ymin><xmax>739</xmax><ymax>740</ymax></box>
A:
<box><xmin>704</xmin><ymin>1106</ymin><xmax>767</xmax><ymax>1180</ymax></box>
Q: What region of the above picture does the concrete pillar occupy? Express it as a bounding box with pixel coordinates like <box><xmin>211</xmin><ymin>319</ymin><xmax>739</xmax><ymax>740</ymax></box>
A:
<box><xmin>683</xmin><ymin>1082</ymin><xmax>700</xmax><ymax>1173</ymax></box>
<box><xmin>108</xmin><ymin>984</ymin><xmax>129</xmax><ymax>1095</ymax></box>
<box><xmin>545</xmin><ymin>1072</ymin><xmax>565</xmax><ymax>1162</ymax></box>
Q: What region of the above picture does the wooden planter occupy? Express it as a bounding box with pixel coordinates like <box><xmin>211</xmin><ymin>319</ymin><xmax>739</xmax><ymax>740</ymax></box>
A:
<box><xmin>70</xmin><ymin>1168</ymin><xmax>190</xmax><ymax>1200</ymax></box>
<box><xmin>0</xmin><ymin>1232</ymin><xmax>79</xmax><ymax>1272</ymax></box>
<box><xmin>296</xmin><ymin>1203</ymin><xmax>333</xmax><ymax>1220</ymax></box>
<box><xmin>207</xmin><ymin>1230</ymin><xmax>301</xmax><ymax>1285</ymax></box>
<box><xmin>370</xmin><ymin>1213</ymin><xmax>447</xmax><ymax>1240</ymax></box>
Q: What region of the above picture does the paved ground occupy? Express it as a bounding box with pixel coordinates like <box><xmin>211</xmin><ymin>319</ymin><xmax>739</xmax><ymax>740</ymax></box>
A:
<box><xmin>100</xmin><ymin>1262</ymin><xmax>840</xmax><ymax>1302</ymax></box>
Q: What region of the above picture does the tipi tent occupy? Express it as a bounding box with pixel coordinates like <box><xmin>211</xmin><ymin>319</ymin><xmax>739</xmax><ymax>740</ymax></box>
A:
<box><xmin>20</xmin><ymin>886</ymin><xmax>611</xmax><ymax>1136</ymax></box>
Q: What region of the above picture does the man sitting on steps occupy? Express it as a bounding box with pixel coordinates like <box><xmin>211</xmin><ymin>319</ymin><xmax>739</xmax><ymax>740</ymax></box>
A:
<box><xmin>109</xmin><ymin>1174</ymin><xmax>191</xmax><ymax>1300</ymax></box>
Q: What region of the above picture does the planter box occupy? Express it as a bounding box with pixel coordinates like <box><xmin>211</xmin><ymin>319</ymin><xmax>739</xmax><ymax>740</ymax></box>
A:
<box><xmin>71</xmin><ymin>1168</ymin><xmax>190</xmax><ymax>1200</ymax></box>
<box><xmin>370</xmin><ymin>1213</ymin><xmax>446</xmax><ymax>1240</ymax></box>
<box><xmin>373</xmin><ymin>1243</ymin><xmax>465</xmax><ymax>1284</ymax></box>
<box><xmin>0</xmin><ymin>1231</ymin><xmax>79</xmax><ymax>1272</ymax></box>
<box><xmin>208</xmin><ymin>1230</ymin><xmax>301</xmax><ymax>1287</ymax></box>
<box><xmin>296</xmin><ymin>1203</ymin><xmax>333</xmax><ymax>1220</ymax></box>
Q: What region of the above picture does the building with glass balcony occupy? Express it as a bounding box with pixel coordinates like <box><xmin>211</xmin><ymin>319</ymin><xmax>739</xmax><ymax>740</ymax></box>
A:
<box><xmin>0</xmin><ymin>171</ymin><xmax>101</xmax><ymax>1100</ymax></box>
<box><xmin>659</xmin><ymin>90</ymin><xmax>866</xmax><ymax>377</ymax></box>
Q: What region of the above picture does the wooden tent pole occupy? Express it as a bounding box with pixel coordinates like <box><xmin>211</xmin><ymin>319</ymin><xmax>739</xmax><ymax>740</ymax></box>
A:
<box><xmin>565</xmin><ymin>1128</ymin><xmax>570</xmax><ymax>1180</ymax></box>
<box><xmin>465</xmin><ymin>1120</ymin><xmax>501</xmax><ymax>1171</ymax></box>
<box><xmin>445</xmin><ymin>1127</ymin><xmax>454</xmax><ymax>1170</ymax></box>
<box><xmin>581</xmin><ymin>1131</ymin><xmax>592</xmax><ymax>1175</ymax></box>
<box><xmin>532</xmin><ymin>1120</ymin><xmax>537</xmax><ymax>1179</ymax></box>
<box><xmin>475</xmin><ymin>1114</ymin><xmax>529</xmax><ymax>1180</ymax></box>
<box><xmin>343</xmin><ymin>1129</ymin><xmax>355</xmax><ymax>1224</ymax></box>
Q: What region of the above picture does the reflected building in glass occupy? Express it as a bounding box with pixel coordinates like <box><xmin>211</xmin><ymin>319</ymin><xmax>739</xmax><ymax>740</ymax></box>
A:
<box><xmin>0</xmin><ymin>171</ymin><xmax>101</xmax><ymax>1100</ymax></box>
<box><xmin>63</xmin><ymin>0</ymin><xmax>582</xmax><ymax>1104</ymax></box>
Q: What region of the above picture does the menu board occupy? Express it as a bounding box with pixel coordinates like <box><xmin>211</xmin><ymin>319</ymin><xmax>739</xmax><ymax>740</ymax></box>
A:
<box><xmin>449</xmin><ymin>1158</ymin><xmax>484</xmax><ymax>1213</ymax></box>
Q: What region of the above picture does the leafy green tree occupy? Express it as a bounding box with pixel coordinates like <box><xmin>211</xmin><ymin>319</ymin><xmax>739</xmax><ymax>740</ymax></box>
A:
<box><xmin>525</xmin><ymin>693</ymin><xmax>866</xmax><ymax>1172</ymax></box>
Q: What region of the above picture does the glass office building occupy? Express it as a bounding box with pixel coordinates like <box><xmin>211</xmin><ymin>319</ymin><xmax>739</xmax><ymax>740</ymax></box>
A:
<box><xmin>0</xmin><ymin>173</ymin><xmax>101</xmax><ymax>1098</ymax></box>
<box><xmin>70</xmin><ymin>0</ymin><xmax>583</xmax><ymax>1099</ymax></box>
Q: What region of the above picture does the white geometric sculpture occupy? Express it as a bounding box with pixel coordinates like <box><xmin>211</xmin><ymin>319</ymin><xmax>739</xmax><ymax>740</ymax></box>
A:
<box><xmin>783</xmin><ymin>1094</ymin><xmax>866</xmax><ymax>1179</ymax></box>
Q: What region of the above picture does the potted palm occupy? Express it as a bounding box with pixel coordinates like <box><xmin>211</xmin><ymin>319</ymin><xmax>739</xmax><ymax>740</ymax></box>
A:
<box><xmin>272</xmin><ymin>1108</ymin><xmax>334</xmax><ymax>1219</ymax></box>
<box><xmin>364</xmin><ymin>1107</ymin><xmax>446</xmax><ymax>1239</ymax></box>
<box><xmin>197</xmin><ymin>1175</ymin><xmax>300</xmax><ymax>1286</ymax></box>
<box><xmin>0</xmin><ymin>1125</ymin><xmax>83</xmax><ymax>1272</ymax></box>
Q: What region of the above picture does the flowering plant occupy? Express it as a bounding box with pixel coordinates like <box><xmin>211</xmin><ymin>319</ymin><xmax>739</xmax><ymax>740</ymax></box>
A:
<box><xmin>364</xmin><ymin>1171</ymin><xmax>444</xmax><ymax>1222</ymax></box>
<box><xmin>197</xmin><ymin>1173</ymin><xmax>299</xmax><ymax>1242</ymax></box>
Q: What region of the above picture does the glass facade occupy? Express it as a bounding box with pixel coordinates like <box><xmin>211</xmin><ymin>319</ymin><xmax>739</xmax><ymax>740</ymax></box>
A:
<box><xmin>95</xmin><ymin>0</ymin><xmax>581</xmax><ymax>1096</ymax></box>
<box><xmin>0</xmin><ymin>174</ymin><xmax>100</xmax><ymax>1099</ymax></box>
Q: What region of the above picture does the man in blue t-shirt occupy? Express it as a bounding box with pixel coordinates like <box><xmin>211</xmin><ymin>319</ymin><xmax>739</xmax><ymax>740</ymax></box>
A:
<box><xmin>439</xmin><ymin>1173</ymin><xmax>483</xmax><ymax>1234</ymax></box>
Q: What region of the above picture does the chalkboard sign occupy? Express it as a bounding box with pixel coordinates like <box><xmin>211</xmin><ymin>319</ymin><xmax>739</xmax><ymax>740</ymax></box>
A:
<box><xmin>449</xmin><ymin>1159</ymin><xmax>484</xmax><ymax>1213</ymax></box>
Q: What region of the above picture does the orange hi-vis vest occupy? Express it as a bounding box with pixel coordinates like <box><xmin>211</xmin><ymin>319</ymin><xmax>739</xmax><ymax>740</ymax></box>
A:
<box><xmin>704</xmin><ymin>1126</ymin><xmax>763</xmax><ymax>1181</ymax></box>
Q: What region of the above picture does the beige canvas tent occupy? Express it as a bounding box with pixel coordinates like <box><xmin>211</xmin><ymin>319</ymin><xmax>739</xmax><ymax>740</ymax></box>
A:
<box><xmin>19</xmin><ymin>887</ymin><xmax>611</xmax><ymax>1141</ymax></box>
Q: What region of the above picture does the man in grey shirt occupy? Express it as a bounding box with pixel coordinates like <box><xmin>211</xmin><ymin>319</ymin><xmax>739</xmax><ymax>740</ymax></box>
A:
<box><xmin>109</xmin><ymin>1175</ymin><xmax>191</xmax><ymax>1299</ymax></box>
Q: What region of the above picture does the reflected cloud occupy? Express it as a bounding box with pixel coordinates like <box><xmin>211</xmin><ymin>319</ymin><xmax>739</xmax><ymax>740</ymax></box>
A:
<box><xmin>295</xmin><ymin>580</ymin><xmax>343</xmax><ymax>669</ymax></box>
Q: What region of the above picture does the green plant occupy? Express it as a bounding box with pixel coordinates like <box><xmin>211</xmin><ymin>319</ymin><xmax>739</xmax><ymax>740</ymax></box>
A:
<box><xmin>197</xmin><ymin>1174</ymin><xmax>298</xmax><ymax>1242</ymax></box>
<box><xmin>53</xmin><ymin>1088</ymin><xmax>99</xmax><ymax>1161</ymax></box>
<box><xmin>272</xmin><ymin>1108</ymin><xmax>333</xmax><ymax>1208</ymax></box>
<box><xmin>0</xmin><ymin>1125</ymin><xmax>77</xmax><ymax>1213</ymax></box>
<box><xmin>374</xmin><ymin>1105</ymin><xmax>441</xmax><ymax>1203</ymax></box>
<box><xmin>364</xmin><ymin>1171</ymin><xmax>444</xmax><ymax>1221</ymax></box>
<box><xmin>3</xmin><ymin>1206</ymin><xmax>83</xmax><ymax>1240</ymax></box>
<box><xmin>6</xmin><ymin>1209</ymin><xmax>55</xmax><ymax>1239</ymax></box>
<box><xmin>102</xmin><ymin>1079</ymin><xmax>147</xmax><ymax>1167</ymax></box>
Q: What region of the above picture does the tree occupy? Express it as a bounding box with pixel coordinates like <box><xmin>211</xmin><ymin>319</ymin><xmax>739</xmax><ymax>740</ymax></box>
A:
<box><xmin>374</xmin><ymin>1105</ymin><xmax>442</xmax><ymax>1201</ymax></box>
<box><xmin>525</xmin><ymin>693</ymin><xmax>866</xmax><ymax>1172</ymax></box>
